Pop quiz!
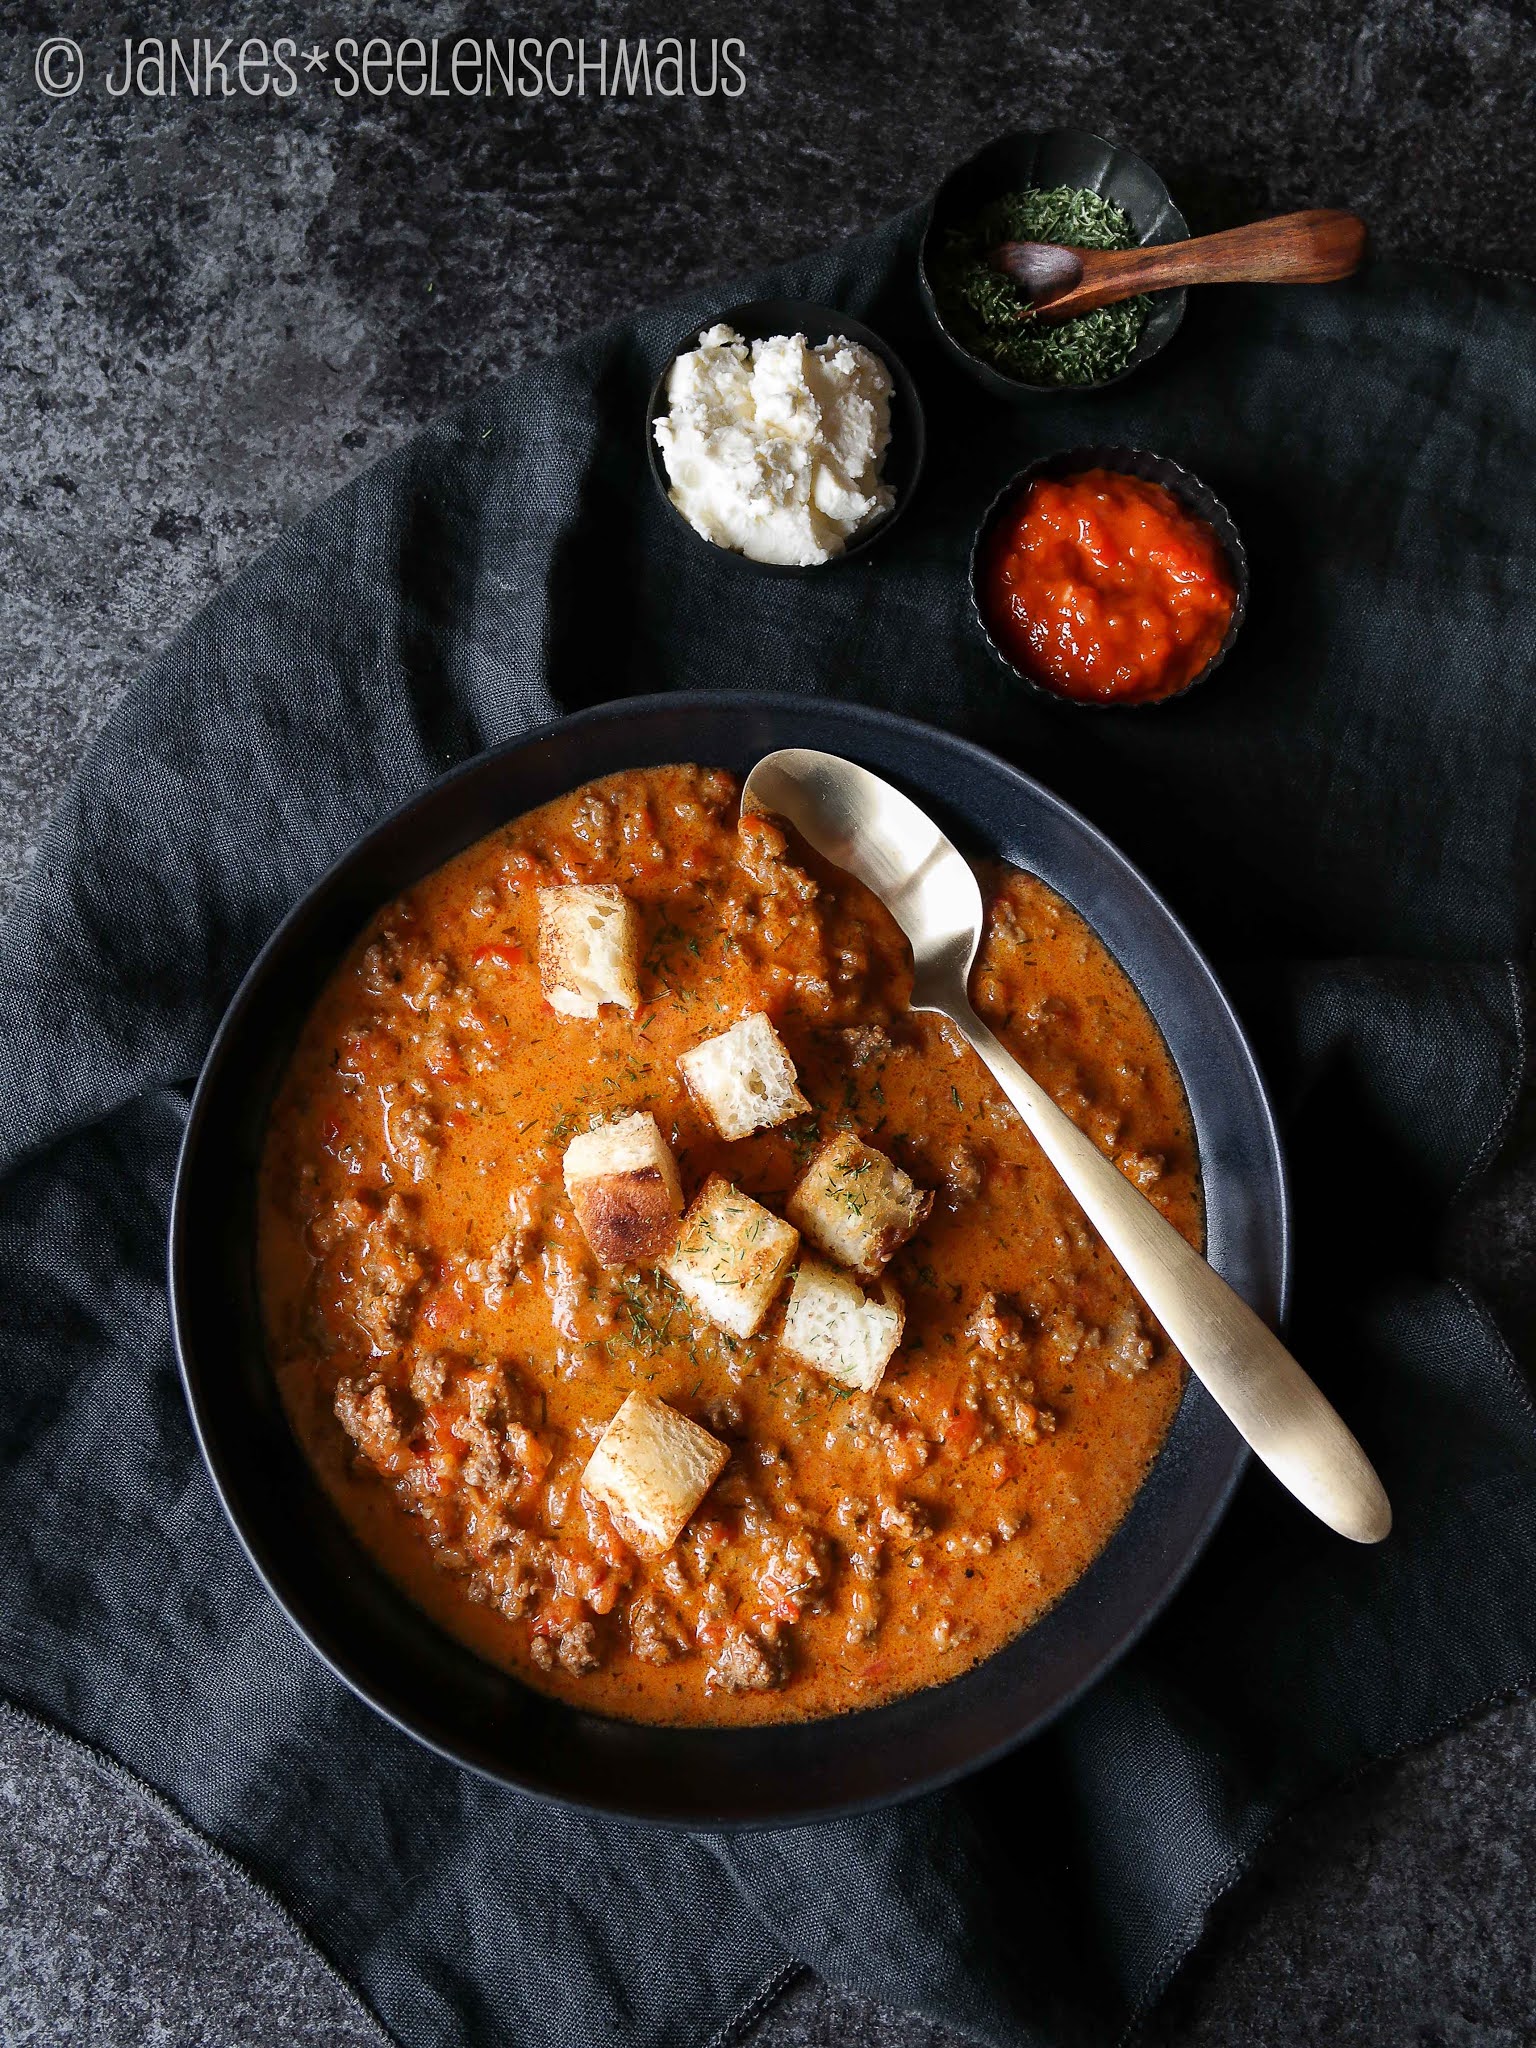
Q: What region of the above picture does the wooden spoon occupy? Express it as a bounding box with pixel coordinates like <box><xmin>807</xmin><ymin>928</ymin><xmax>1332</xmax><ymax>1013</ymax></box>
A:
<box><xmin>990</xmin><ymin>209</ymin><xmax>1366</xmax><ymax>321</ymax></box>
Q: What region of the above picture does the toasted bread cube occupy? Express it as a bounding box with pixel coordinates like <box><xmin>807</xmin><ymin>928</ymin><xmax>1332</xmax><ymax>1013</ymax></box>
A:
<box><xmin>662</xmin><ymin>1174</ymin><xmax>799</xmax><ymax>1339</ymax></box>
<box><xmin>537</xmin><ymin>883</ymin><xmax>639</xmax><ymax>1018</ymax></box>
<box><xmin>562</xmin><ymin>1112</ymin><xmax>684</xmax><ymax>1267</ymax></box>
<box><xmin>678</xmin><ymin>1012</ymin><xmax>810</xmax><ymax>1141</ymax></box>
<box><xmin>581</xmin><ymin>1393</ymin><xmax>728</xmax><ymax>1557</ymax></box>
<box><xmin>780</xmin><ymin>1256</ymin><xmax>904</xmax><ymax>1393</ymax></box>
<box><xmin>786</xmin><ymin>1131</ymin><xmax>932</xmax><ymax>1280</ymax></box>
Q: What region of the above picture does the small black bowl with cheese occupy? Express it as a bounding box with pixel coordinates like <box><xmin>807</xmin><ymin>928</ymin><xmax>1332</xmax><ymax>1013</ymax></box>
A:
<box><xmin>645</xmin><ymin>299</ymin><xmax>926</xmax><ymax>574</ymax></box>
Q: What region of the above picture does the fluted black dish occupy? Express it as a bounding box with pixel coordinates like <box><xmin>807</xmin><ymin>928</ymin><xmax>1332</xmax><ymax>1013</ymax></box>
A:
<box><xmin>970</xmin><ymin>447</ymin><xmax>1250</xmax><ymax>709</ymax></box>
<box><xmin>920</xmin><ymin>128</ymin><xmax>1190</xmax><ymax>398</ymax></box>
<box><xmin>644</xmin><ymin>299</ymin><xmax>925</xmax><ymax>574</ymax></box>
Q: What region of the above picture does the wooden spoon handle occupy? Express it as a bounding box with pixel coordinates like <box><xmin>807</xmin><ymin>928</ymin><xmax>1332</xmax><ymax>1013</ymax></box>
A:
<box><xmin>1041</xmin><ymin>210</ymin><xmax>1367</xmax><ymax>318</ymax></box>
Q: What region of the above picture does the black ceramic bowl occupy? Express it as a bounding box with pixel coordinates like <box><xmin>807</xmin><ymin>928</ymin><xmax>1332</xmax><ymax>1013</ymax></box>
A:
<box><xmin>170</xmin><ymin>693</ymin><xmax>1286</xmax><ymax>1828</ymax></box>
<box><xmin>919</xmin><ymin>128</ymin><xmax>1190</xmax><ymax>398</ymax></box>
<box><xmin>970</xmin><ymin>447</ymin><xmax>1250</xmax><ymax>709</ymax></box>
<box><xmin>645</xmin><ymin>299</ymin><xmax>925</xmax><ymax>574</ymax></box>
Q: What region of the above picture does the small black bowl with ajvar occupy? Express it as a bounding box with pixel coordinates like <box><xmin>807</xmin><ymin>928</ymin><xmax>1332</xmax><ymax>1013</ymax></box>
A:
<box><xmin>970</xmin><ymin>448</ymin><xmax>1248</xmax><ymax>709</ymax></box>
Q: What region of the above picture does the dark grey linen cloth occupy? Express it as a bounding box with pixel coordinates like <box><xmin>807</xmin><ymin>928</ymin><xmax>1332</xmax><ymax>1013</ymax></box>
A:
<box><xmin>2</xmin><ymin>209</ymin><xmax>1533</xmax><ymax>2048</ymax></box>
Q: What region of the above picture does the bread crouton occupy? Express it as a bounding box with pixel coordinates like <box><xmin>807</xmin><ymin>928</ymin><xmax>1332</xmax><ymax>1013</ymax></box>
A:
<box><xmin>786</xmin><ymin>1131</ymin><xmax>932</xmax><ymax>1280</ymax></box>
<box><xmin>562</xmin><ymin>1112</ymin><xmax>684</xmax><ymax>1267</ymax></box>
<box><xmin>537</xmin><ymin>883</ymin><xmax>639</xmax><ymax>1018</ymax></box>
<box><xmin>678</xmin><ymin>1011</ymin><xmax>810</xmax><ymax>1141</ymax></box>
<box><xmin>661</xmin><ymin>1174</ymin><xmax>799</xmax><ymax>1340</ymax></box>
<box><xmin>780</xmin><ymin>1256</ymin><xmax>904</xmax><ymax>1393</ymax></box>
<box><xmin>580</xmin><ymin>1392</ymin><xmax>728</xmax><ymax>1557</ymax></box>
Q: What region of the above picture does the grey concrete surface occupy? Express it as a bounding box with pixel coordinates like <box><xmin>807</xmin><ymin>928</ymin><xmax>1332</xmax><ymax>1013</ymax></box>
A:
<box><xmin>3</xmin><ymin>1</ymin><xmax>1535</xmax><ymax>2043</ymax></box>
<box><xmin>0</xmin><ymin>1706</ymin><xmax>388</xmax><ymax>2048</ymax></box>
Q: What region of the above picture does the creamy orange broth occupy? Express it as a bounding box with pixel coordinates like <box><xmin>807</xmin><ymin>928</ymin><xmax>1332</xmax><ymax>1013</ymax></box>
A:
<box><xmin>258</xmin><ymin>764</ymin><xmax>1197</xmax><ymax>1724</ymax></box>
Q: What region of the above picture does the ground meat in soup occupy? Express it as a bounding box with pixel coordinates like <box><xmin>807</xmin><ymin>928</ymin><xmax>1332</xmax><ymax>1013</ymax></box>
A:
<box><xmin>257</xmin><ymin>763</ymin><xmax>1198</xmax><ymax>1727</ymax></box>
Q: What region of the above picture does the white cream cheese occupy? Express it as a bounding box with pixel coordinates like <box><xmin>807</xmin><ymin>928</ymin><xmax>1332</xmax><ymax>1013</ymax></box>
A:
<box><xmin>653</xmin><ymin>324</ymin><xmax>896</xmax><ymax>566</ymax></box>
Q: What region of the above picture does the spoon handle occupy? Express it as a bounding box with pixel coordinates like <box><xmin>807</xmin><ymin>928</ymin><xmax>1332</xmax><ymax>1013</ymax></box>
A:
<box><xmin>949</xmin><ymin>1001</ymin><xmax>1391</xmax><ymax>1543</ymax></box>
<box><xmin>1040</xmin><ymin>210</ymin><xmax>1366</xmax><ymax>317</ymax></box>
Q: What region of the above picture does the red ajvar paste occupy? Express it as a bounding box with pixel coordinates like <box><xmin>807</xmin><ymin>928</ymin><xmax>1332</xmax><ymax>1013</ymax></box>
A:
<box><xmin>982</xmin><ymin>468</ymin><xmax>1237</xmax><ymax>705</ymax></box>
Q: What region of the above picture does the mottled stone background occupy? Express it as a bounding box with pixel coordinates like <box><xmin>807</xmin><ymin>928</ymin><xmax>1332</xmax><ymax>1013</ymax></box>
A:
<box><xmin>2</xmin><ymin>2</ymin><xmax>1534</xmax><ymax>2043</ymax></box>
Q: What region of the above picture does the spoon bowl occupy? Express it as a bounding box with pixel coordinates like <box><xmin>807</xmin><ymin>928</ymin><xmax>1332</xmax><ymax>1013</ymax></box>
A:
<box><xmin>744</xmin><ymin>746</ymin><xmax>1393</xmax><ymax>1546</ymax></box>
<box><xmin>988</xmin><ymin>239</ymin><xmax>1086</xmax><ymax>309</ymax></box>
<box><xmin>744</xmin><ymin>749</ymin><xmax>984</xmax><ymax>1009</ymax></box>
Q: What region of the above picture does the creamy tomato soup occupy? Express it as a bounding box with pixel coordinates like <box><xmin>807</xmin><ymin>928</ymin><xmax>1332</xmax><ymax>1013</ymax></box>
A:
<box><xmin>257</xmin><ymin>764</ymin><xmax>1197</xmax><ymax>1725</ymax></box>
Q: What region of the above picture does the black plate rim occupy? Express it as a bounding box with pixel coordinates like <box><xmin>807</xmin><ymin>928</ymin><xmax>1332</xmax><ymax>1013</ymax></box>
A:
<box><xmin>168</xmin><ymin>691</ymin><xmax>1286</xmax><ymax>1829</ymax></box>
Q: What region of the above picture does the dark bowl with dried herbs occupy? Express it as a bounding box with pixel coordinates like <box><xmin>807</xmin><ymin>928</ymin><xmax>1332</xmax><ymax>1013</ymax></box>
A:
<box><xmin>920</xmin><ymin>129</ymin><xmax>1190</xmax><ymax>398</ymax></box>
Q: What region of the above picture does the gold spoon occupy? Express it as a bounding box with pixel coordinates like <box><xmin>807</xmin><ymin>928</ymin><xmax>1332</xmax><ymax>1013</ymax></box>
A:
<box><xmin>743</xmin><ymin>747</ymin><xmax>1391</xmax><ymax>1544</ymax></box>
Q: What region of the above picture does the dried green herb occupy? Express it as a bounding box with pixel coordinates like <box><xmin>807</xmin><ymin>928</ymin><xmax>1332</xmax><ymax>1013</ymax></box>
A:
<box><xmin>933</xmin><ymin>184</ymin><xmax>1150</xmax><ymax>387</ymax></box>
